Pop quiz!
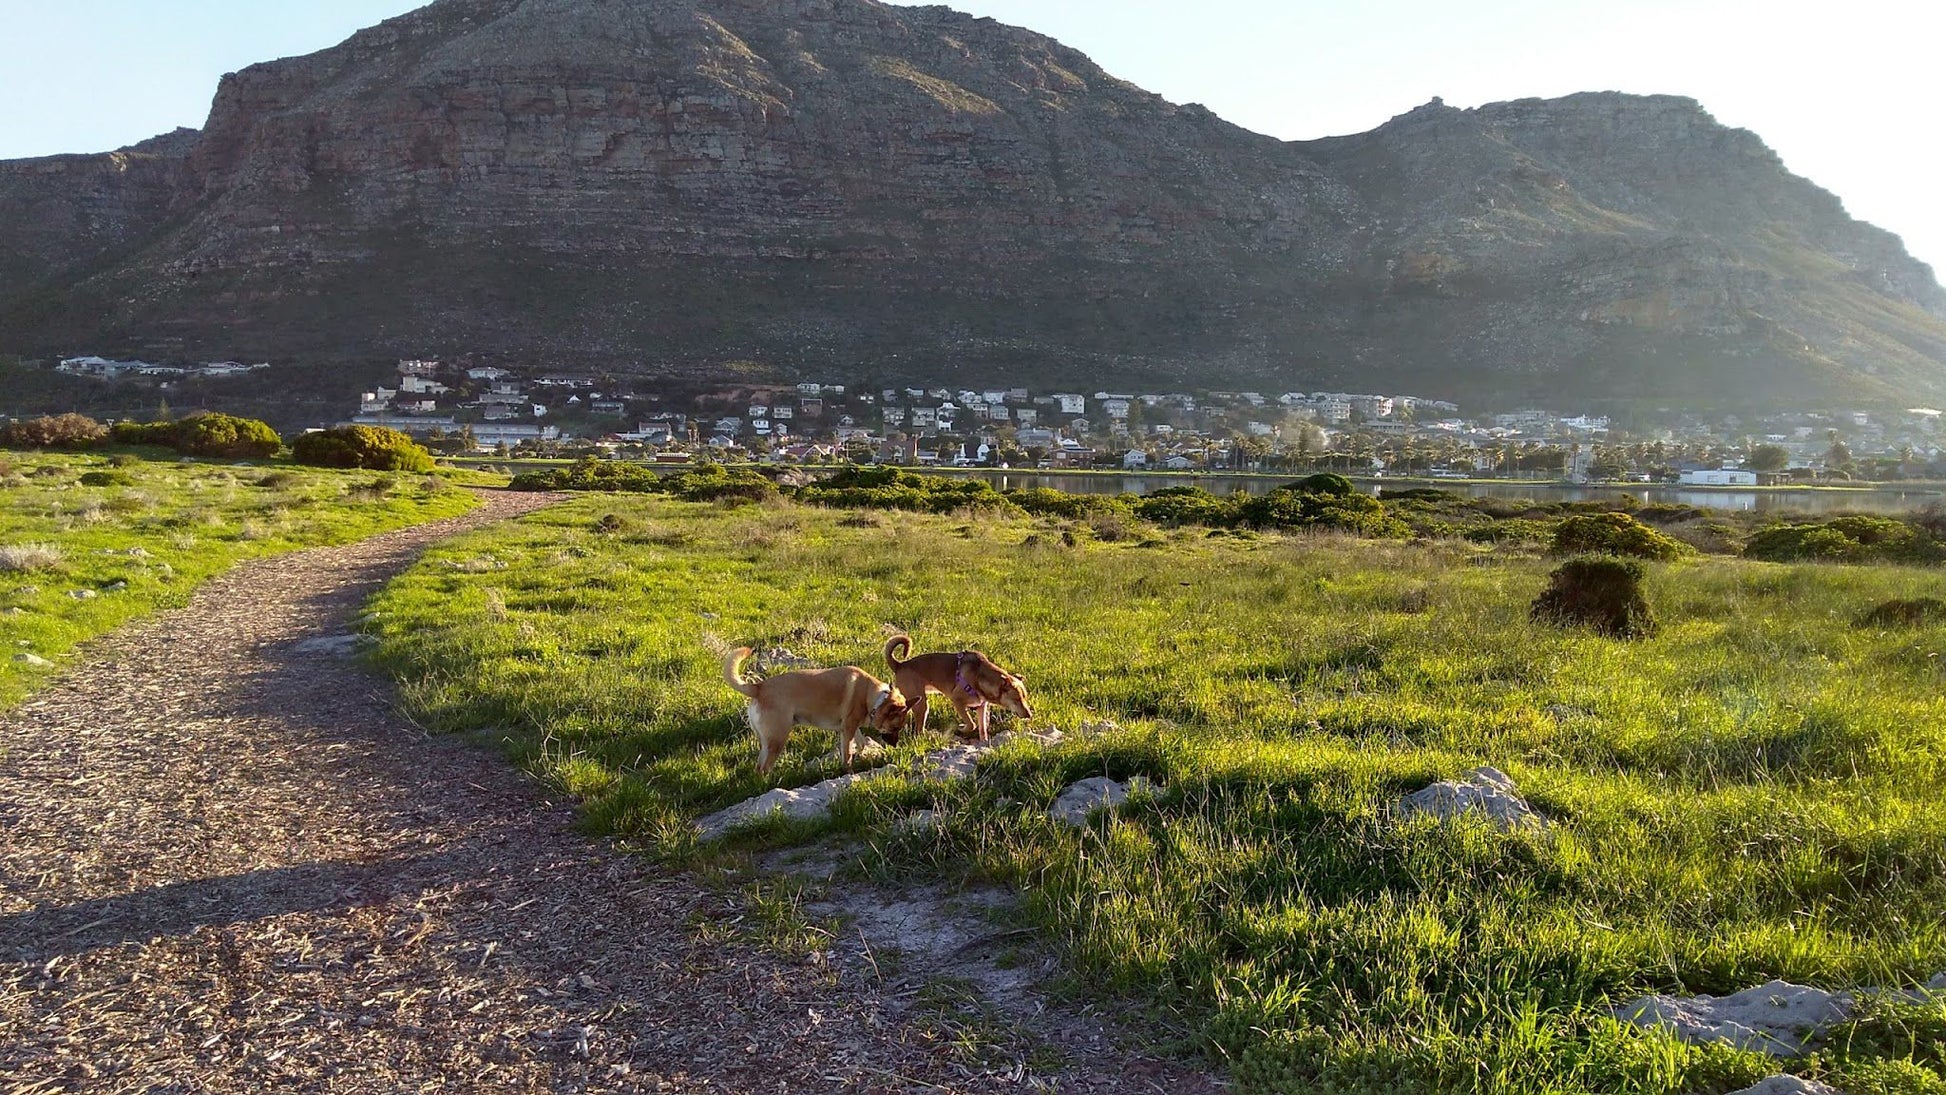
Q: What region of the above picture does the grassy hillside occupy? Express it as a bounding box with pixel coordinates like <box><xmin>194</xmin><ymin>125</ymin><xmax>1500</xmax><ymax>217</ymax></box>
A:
<box><xmin>367</xmin><ymin>496</ymin><xmax>1946</xmax><ymax>1094</ymax></box>
<box><xmin>0</xmin><ymin>451</ymin><xmax>481</xmax><ymax>707</ymax></box>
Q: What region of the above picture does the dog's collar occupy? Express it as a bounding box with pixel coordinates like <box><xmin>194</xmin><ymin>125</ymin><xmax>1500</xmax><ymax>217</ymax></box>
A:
<box><xmin>954</xmin><ymin>653</ymin><xmax>986</xmax><ymax>704</ymax></box>
<box><xmin>869</xmin><ymin>686</ymin><xmax>894</xmax><ymax>715</ymax></box>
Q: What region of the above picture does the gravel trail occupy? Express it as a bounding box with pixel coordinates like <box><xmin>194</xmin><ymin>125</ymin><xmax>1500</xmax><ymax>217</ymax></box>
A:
<box><xmin>0</xmin><ymin>490</ymin><xmax>1217</xmax><ymax>1094</ymax></box>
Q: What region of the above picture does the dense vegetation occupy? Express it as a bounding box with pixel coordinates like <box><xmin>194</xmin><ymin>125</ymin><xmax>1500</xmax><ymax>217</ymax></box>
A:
<box><xmin>0</xmin><ymin>452</ymin><xmax>479</xmax><ymax>707</ymax></box>
<box><xmin>291</xmin><ymin>424</ymin><xmax>435</xmax><ymax>472</ymax></box>
<box><xmin>113</xmin><ymin>412</ymin><xmax>283</xmax><ymax>459</ymax></box>
<box><xmin>519</xmin><ymin>462</ymin><xmax>1946</xmax><ymax>567</ymax></box>
<box><xmin>369</xmin><ymin>494</ymin><xmax>1946</xmax><ymax>1095</ymax></box>
<box><xmin>0</xmin><ymin>413</ymin><xmax>111</xmax><ymax>450</ymax></box>
<box><xmin>510</xmin><ymin>458</ymin><xmax>778</xmax><ymax>502</ymax></box>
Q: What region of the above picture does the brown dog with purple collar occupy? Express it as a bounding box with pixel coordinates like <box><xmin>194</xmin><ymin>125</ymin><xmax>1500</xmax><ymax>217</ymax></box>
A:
<box><xmin>883</xmin><ymin>634</ymin><xmax>1033</xmax><ymax>741</ymax></box>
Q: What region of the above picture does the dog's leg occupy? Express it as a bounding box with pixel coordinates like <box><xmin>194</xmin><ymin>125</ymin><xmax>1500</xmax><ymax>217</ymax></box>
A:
<box><xmin>754</xmin><ymin>711</ymin><xmax>786</xmax><ymax>777</ymax></box>
<box><xmin>951</xmin><ymin>700</ymin><xmax>981</xmax><ymax>741</ymax></box>
<box><xmin>838</xmin><ymin>717</ymin><xmax>860</xmax><ymax>772</ymax></box>
<box><xmin>909</xmin><ymin>693</ymin><xmax>930</xmax><ymax>737</ymax></box>
<box><xmin>975</xmin><ymin>702</ymin><xmax>991</xmax><ymax>741</ymax></box>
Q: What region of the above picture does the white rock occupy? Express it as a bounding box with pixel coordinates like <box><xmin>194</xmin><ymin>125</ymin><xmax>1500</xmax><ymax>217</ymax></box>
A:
<box><xmin>292</xmin><ymin>634</ymin><xmax>372</xmax><ymax>657</ymax></box>
<box><xmin>1049</xmin><ymin>776</ymin><xmax>1154</xmax><ymax>827</ymax></box>
<box><xmin>12</xmin><ymin>653</ymin><xmax>51</xmax><ymax>667</ymax></box>
<box><xmin>67</xmin><ymin>589</ymin><xmax>98</xmax><ymax>601</ymax></box>
<box><xmin>1399</xmin><ymin>766</ymin><xmax>1545</xmax><ymax>830</ymax></box>
<box><xmin>1727</xmin><ymin>1077</ymin><xmax>1842</xmax><ymax>1095</ymax></box>
<box><xmin>1618</xmin><ymin>980</ymin><xmax>1851</xmax><ymax>1057</ymax></box>
<box><xmin>695</xmin><ymin>772</ymin><xmax>871</xmax><ymax>840</ymax></box>
<box><xmin>696</xmin><ymin>726</ymin><xmax>1068</xmax><ymax>841</ymax></box>
<box><xmin>1930</xmin><ymin>971</ymin><xmax>1946</xmax><ymax>991</ymax></box>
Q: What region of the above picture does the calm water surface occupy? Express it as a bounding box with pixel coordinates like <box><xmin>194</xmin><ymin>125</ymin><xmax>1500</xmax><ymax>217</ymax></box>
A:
<box><xmin>931</xmin><ymin>471</ymin><xmax>1945</xmax><ymax>515</ymax></box>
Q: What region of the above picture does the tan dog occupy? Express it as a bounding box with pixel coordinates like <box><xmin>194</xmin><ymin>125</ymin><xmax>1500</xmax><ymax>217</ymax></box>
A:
<box><xmin>883</xmin><ymin>634</ymin><xmax>1033</xmax><ymax>741</ymax></box>
<box><xmin>722</xmin><ymin>648</ymin><xmax>909</xmax><ymax>775</ymax></box>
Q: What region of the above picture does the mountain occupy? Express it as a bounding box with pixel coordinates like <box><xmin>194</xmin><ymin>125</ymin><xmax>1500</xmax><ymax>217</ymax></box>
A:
<box><xmin>2</xmin><ymin>0</ymin><xmax>1942</xmax><ymax>409</ymax></box>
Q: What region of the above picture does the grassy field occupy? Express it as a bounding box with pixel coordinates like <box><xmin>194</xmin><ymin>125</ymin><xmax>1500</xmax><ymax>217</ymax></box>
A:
<box><xmin>0</xmin><ymin>451</ymin><xmax>482</xmax><ymax>707</ymax></box>
<box><xmin>367</xmin><ymin>495</ymin><xmax>1946</xmax><ymax>1094</ymax></box>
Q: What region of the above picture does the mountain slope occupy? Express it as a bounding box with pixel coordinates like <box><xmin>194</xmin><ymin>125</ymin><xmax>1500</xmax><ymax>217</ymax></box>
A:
<box><xmin>1</xmin><ymin>0</ymin><xmax>1941</xmax><ymax>408</ymax></box>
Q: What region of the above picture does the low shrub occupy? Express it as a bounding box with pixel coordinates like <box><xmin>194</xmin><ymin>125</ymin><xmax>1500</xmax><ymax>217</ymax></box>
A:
<box><xmin>1634</xmin><ymin>502</ymin><xmax>1706</xmax><ymax>524</ymax></box>
<box><xmin>1012</xmin><ymin>486</ymin><xmax>1134</xmax><ymax>520</ymax></box>
<box><xmin>292</xmin><ymin>425</ymin><xmax>433</xmax><ymax>472</ymax></box>
<box><xmin>1239</xmin><ymin>489</ymin><xmax>1410</xmax><ymax>538</ymax></box>
<box><xmin>1855</xmin><ymin>597</ymin><xmax>1946</xmax><ymax>629</ymax></box>
<box><xmin>78</xmin><ymin>470</ymin><xmax>133</xmax><ymax>487</ymax></box>
<box><xmin>1551</xmin><ymin>512</ymin><xmax>1688</xmax><ymax>560</ymax></box>
<box><xmin>0</xmin><ymin>542</ymin><xmax>65</xmax><ymax>573</ymax></box>
<box><xmin>114</xmin><ymin>413</ymin><xmax>282</xmax><ymax>459</ymax></box>
<box><xmin>1744</xmin><ymin>516</ymin><xmax>1942</xmax><ymax>565</ymax></box>
<box><xmin>511</xmin><ymin>458</ymin><xmax>777</xmax><ymax>502</ymax></box>
<box><xmin>1288</xmin><ymin>472</ymin><xmax>1356</xmax><ymax>497</ymax></box>
<box><xmin>1530</xmin><ymin>556</ymin><xmax>1656</xmax><ymax>638</ymax></box>
<box><xmin>106</xmin><ymin>453</ymin><xmax>141</xmax><ymax>468</ymax></box>
<box><xmin>797</xmin><ymin>466</ymin><xmax>1010</xmax><ymax>514</ymax></box>
<box><xmin>1378</xmin><ymin>487</ymin><xmax>1458</xmax><ymax>502</ymax></box>
<box><xmin>0</xmin><ymin>414</ymin><xmax>109</xmax><ymax>450</ymax></box>
<box><xmin>1131</xmin><ymin>486</ymin><xmax>1237</xmax><ymax>527</ymax></box>
<box><xmin>1463</xmin><ymin>518</ymin><xmax>1557</xmax><ymax>544</ymax></box>
<box><xmin>664</xmin><ymin>464</ymin><xmax>777</xmax><ymax>503</ymax></box>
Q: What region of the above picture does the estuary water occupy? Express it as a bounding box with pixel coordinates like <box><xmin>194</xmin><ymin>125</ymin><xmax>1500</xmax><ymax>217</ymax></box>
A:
<box><xmin>925</xmin><ymin>470</ymin><xmax>1945</xmax><ymax>515</ymax></box>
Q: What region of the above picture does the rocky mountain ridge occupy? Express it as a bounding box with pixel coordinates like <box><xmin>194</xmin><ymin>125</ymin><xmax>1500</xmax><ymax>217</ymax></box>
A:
<box><xmin>2</xmin><ymin>0</ymin><xmax>1941</xmax><ymax>408</ymax></box>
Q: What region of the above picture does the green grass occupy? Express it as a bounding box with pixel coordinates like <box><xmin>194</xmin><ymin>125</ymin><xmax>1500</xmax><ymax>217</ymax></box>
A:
<box><xmin>367</xmin><ymin>496</ymin><xmax>1946</xmax><ymax>1094</ymax></box>
<box><xmin>0</xmin><ymin>451</ymin><xmax>483</xmax><ymax>708</ymax></box>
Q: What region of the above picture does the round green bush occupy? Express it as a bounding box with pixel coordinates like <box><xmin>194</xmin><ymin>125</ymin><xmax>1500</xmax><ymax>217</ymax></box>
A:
<box><xmin>110</xmin><ymin>413</ymin><xmax>281</xmax><ymax>459</ymax></box>
<box><xmin>292</xmin><ymin>425</ymin><xmax>435</xmax><ymax>472</ymax></box>
<box><xmin>1551</xmin><ymin>512</ymin><xmax>1688</xmax><ymax>560</ymax></box>
<box><xmin>78</xmin><ymin>470</ymin><xmax>133</xmax><ymax>487</ymax></box>
<box><xmin>1285</xmin><ymin>472</ymin><xmax>1357</xmax><ymax>497</ymax></box>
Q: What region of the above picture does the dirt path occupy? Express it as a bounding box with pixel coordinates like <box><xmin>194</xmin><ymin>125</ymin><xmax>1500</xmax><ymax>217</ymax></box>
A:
<box><xmin>0</xmin><ymin>491</ymin><xmax>1220</xmax><ymax>1094</ymax></box>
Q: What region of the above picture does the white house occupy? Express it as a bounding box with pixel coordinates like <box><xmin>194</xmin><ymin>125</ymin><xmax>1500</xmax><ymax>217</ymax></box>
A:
<box><xmin>1678</xmin><ymin>469</ymin><xmax>1759</xmax><ymax>486</ymax></box>
<box><xmin>400</xmin><ymin>375</ymin><xmax>450</xmax><ymax>395</ymax></box>
<box><xmin>1056</xmin><ymin>394</ymin><xmax>1087</xmax><ymax>415</ymax></box>
<box><xmin>1123</xmin><ymin>449</ymin><xmax>1149</xmax><ymax>469</ymax></box>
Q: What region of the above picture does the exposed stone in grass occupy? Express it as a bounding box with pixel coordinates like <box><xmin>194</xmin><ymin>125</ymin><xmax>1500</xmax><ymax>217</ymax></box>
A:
<box><xmin>1855</xmin><ymin>597</ymin><xmax>1946</xmax><ymax>629</ymax></box>
<box><xmin>1728</xmin><ymin>1077</ymin><xmax>1841</xmax><ymax>1095</ymax></box>
<box><xmin>12</xmin><ymin>653</ymin><xmax>51</xmax><ymax>667</ymax></box>
<box><xmin>66</xmin><ymin>589</ymin><xmax>97</xmax><ymax>601</ymax></box>
<box><xmin>696</xmin><ymin>728</ymin><xmax>1067</xmax><ymax>840</ymax></box>
<box><xmin>1530</xmin><ymin>556</ymin><xmax>1655</xmax><ymax>638</ymax></box>
<box><xmin>1049</xmin><ymin>776</ymin><xmax>1155</xmax><ymax>826</ymax></box>
<box><xmin>1622</xmin><ymin>973</ymin><xmax>1946</xmax><ymax>1059</ymax></box>
<box><xmin>1399</xmin><ymin>766</ymin><xmax>1546</xmax><ymax>830</ymax></box>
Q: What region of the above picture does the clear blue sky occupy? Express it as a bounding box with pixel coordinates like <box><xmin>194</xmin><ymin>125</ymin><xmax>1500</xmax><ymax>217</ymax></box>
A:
<box><xmin>2</xmin><ymin>0</ymin><xmax>1940</xmax><ymax>273</ymax></box>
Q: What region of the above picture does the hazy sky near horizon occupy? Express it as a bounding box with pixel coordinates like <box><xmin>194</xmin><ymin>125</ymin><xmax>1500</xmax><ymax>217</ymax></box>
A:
<box><xmin>1</xmin><ymin>0</ymin><xmax>1941</xmax><ymax>272</ymax></box>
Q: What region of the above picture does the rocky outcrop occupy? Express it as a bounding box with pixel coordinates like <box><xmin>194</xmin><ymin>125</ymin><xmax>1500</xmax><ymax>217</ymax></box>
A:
<box><xmin>1</xmin><ymin>0</ymin><xmax>1941</xmax><ymax>406</ymax></box>
<box><xmin>1398</xmin><ymin>766</ymin><xmax>1546</xmax><ymax>829</ymax></box>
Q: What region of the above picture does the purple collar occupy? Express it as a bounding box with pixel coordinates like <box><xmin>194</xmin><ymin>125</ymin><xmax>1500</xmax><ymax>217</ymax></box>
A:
<box><xmin>955</xmin><ymin>653</ymin><xmax>986</xmax><ymax>705</ymax></box>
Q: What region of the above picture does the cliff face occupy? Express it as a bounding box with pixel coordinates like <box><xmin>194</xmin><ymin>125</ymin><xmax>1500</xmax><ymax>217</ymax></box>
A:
<box><xmin>2</xmin><ymin>0</ymin><xmax>1942</xmax><ymax>407</ymax></box>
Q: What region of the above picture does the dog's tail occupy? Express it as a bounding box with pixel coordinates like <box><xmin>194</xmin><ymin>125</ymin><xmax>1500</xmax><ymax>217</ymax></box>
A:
<box><xmin>721</xmin><ymin>647</ymin><xmax>760</xmax><ymax>698</ymax></box>
<box><xmin>884</xmin><ymin>633</ymin><xmax>913</xmax><ymax>670</ymax></box>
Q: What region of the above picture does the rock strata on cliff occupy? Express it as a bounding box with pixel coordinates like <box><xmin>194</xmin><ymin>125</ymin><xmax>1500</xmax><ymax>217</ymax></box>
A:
<box><xmin>1</xmin><ymin>0</ymin><xmax>1941</xmax><ymax>406</ymax></box>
